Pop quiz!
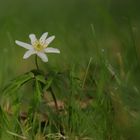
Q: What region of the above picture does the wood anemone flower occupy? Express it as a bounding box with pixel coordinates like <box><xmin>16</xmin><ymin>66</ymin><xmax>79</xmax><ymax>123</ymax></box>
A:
<box><xmin>15</xmin><ymin>32</ymin><xmax>60</xmax><ymax>62</ymax></box>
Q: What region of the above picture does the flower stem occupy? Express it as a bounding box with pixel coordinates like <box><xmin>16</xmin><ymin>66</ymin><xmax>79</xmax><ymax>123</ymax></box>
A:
<box><xmin>35</xmin><ymin>55</ymin><xmax>39</xmax><ymax>71</ymax></box>
<box><xmin>49</xmin><ymin>87</ymin><xmax>65</xmax><ymax>136</ymax></box>
<box><xmin>49</xmin><ymin>87</ymin><xmax>59</xmax><ymax>112</ymax></box>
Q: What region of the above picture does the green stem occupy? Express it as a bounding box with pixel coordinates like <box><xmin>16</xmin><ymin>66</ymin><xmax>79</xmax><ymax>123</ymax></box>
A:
<box><xmin>35</xmin><ymin>55</ymin><xmax>39</xmax><ymax>71</ymax></box>
<box><xmin>49</xmin><ymin>87</ymin><xmax>65</xmax><ymax>136</ymax></box>
<box><xmin>49</xmin><ymin>87</ymin><xmax>59</xmax><ymax>112</ymax></box>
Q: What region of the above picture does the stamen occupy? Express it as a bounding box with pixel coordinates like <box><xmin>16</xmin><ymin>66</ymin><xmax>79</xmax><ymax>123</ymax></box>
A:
<box><xmin>33</xmin><ymin>41</ymin><xmax>44</xmax><ymax>51</ymax></box>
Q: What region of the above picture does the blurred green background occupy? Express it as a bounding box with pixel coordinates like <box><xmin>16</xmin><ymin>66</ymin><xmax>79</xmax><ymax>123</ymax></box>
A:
<box><xmin>0</xmin><ymin>0</ymin><xmax>139</xmax><ymax>74</ymax></box>
<box><xmin>0</xmin><ymin>0</ymin><xmax>140</xmax><ymax>139</ymax></box>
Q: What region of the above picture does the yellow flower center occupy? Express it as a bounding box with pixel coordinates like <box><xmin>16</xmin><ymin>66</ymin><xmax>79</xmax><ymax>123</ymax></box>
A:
<box><xmin>33</xmin><ymin>41</ymin><xmax>44</xmax><ymax>51</ymax></box>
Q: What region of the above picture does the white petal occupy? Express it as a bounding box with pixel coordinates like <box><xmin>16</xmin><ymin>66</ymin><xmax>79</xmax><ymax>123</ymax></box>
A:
<box><xmin>37</xmin><ymin>52</ymin><xmax>48</xmax><ymax>62</ymax></box>
<box><xmin>29</xmin><ymin>34</ymin><xmax>37</xmax><ymax>45</ymax></box>
<box><xmin>23</xmin><ymin>49</ymin><xmax>36</xmax><ymax>59</ymax></box>
<box><xmin>44</xmin><ymin>47</ymin><xmax>60</xmax><ymax>53</ymax></box>
<box><xmin>44</xmin><ymin>36</ymin><xmax>55</xmax><ymax>46</ymax></box>
<box><xmin>15</xmin><ymin>40</ymin><xmax>32</xmax><ymax>49</ymax></box>
<box><xmin>39</xmin><ymin>32</ymin><xmax>48</xmax><ymax>45</ymax></box>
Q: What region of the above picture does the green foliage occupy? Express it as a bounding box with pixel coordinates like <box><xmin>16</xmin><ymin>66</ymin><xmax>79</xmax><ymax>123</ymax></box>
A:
<box><xmin>0</xmin><ymin>0</ymin><xmax>140</xmax><ymax>139</ymax></box>
<box><xmin>2</xmin><ymin>72</ymin><xmax>34</xmax><ymax>96</ymax></box>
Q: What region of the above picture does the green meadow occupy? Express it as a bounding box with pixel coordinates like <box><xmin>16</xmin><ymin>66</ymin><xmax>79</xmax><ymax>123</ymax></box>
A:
<box><xmin>0</xmin><ymin>0</ymin><xmax>140</xmax><ymax>139</ymax></box>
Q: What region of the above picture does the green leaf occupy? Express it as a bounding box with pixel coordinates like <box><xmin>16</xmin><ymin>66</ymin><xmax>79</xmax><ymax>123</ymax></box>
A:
<box><xmin>35</xmin><ymin>75</ymin><xmax>46</xmax><ymax>84</ymax></box>
<box><xmin>0</xmin><ymin>106</ymin><xmax>9</xmax><ymax>128</ymax></box>
<box><xmin>33</xmin><ymin>79</ymin><xmax>42</xmax><ymax>109</ymax></box>
<box><xmin>3</xmin><ymin>72</ymin><xmax>34</xmax><ymax>95</ymax></box>
<box><xmin>43</xmin><ymin>77</ymin><xmax>53</xmax><ymax>91</ymax></box>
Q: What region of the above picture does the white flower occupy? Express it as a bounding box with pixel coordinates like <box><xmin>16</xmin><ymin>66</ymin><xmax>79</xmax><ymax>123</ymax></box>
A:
<box><xmin>15</xmin><ymin>32</ymin><xmax>60</xmax><ymax>62</ymax></box>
